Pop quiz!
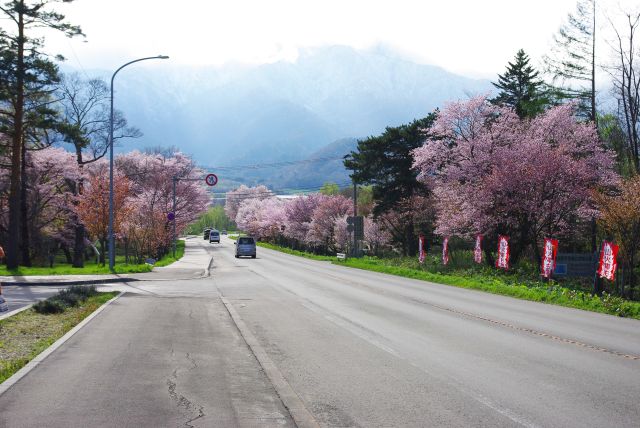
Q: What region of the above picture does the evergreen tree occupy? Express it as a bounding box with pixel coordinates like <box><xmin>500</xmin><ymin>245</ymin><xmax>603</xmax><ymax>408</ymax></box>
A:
<box><xmin>491</xmin><ymin>49</ymin><xmax>548</xmax><ymax>118</ymax></box>
<box><xmin>0</xmin><ymin>0</ymin><xmax>82</xmax><ymax>268</ymax></box>
<box><xmin>344</xmin><ymin>113</ymin><xmax>437</xmax><ymax>255</ymax></box>
<box><xmin>544</xmin><ymin>0</ymin><xmax>597</xmax><ymax>123</ymax></box>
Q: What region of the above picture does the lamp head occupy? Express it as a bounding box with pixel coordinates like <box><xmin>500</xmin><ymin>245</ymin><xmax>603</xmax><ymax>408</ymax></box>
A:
<box><xmin>158</xmin><ymin>55</ymin><xmax>170</xmax><ymax>59</ymax></box>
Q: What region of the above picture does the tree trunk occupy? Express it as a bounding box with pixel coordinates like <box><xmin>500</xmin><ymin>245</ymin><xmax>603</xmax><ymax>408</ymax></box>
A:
<box><xmin>6</xmin><ymin>12</ymin><xmax>26</xmax><ymax>270</ymax></box>
<box><xmin>99</xmin><ymin>238</ymin><xmax>106</xmax><ymax>265</ymax></box>
<box><xmin>61</xmin><ymin>243</ymin><xmax>72</xmax><ymax>264</ymax></box>
<box><xmin>19</xmin><ymin>142</ymin><xmax>31</xmax><ymax>266</ymax></box>
<box><xmin>405</xmin><ymin>223</ymin><xmax>417</xmax><ymax>257</ymax></box>
<box><xmin>72</xmin><ymin>224</ymin><xmax>85</xmax><ymax>267</ymax></box>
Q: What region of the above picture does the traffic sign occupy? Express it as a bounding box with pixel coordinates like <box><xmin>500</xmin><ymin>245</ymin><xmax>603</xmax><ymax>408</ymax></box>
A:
<box><xmin>167</xmin><ymin>212</ymin><xmax>175</xmax><ymax>221</ymax></box>
<box><xmin>205</xmin><ymin>173</ymin><xmax>218</xmax><ymax>186</ymax></box>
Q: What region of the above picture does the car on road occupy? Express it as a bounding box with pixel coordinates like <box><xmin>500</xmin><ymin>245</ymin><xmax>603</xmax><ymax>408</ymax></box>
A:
<box><xmin>209</xmin><ymin>229</ymin><xmax>220</xmax><ymax>243</ymax></box>
<box><xmin>203</xmin><ymin>228</ymin><xmax>211</xmax><ymax>240</ymax></box>
<box><xmin>235</xmin><ymin>236</ymin><xmax>256</xmax><ymax>258</ymax></box>
<box><xmin>221</xmin><ymin>230</ymin><xmax>227</xmax><ymax>235</ymax></box>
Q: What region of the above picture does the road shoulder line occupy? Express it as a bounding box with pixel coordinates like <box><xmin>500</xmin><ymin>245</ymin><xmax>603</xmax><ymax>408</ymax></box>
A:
<box><xmin>0</xmin><ymin>292</ymin><xmax>124</xmax><ymax>397</ymax></box>
<box><xmin>220</xmin><ymin>296</ymin><xmax>320</xmax><ymax>428</ymax></box>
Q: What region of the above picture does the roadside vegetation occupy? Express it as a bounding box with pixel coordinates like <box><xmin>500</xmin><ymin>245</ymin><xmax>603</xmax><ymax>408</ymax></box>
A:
<box><xmin>186</xmin><ymin>206</ymin><xmax>236</xmax><ymax>235</ymax></box>
<box><xmin>0</xmin><ymin>288</ymin><xmax>119</xmax><ymax>383</ymax></box>
<box><xmin>0</xmin><ymin>240</ymin><xmax>185</xmax><ymax>276</ymax></box>
<box><xmin>258</xmin><ymin>242</ymin><xmax>640</xmax><ymax>319</ymax></box>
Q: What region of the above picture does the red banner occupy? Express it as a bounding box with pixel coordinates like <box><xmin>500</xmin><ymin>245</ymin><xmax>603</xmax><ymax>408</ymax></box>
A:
<box><xmin>418</xmin><ymin>235</ymin><xmax>426</xmax><ymax>264</ymax></box>
<box><xmin>496</xmin><ymin>235</ymin><xmax>510</xmax><ymax>270</ymax></box>
<box><xmin>598</xmin><ymin>241</ymin><xmax>619</xmax><ymax>281</ymax></box>
<box><xmin>442</xmin><ymin>237</ymin><xmax>449</xmax><ymax>265</ymax></box>
<box><xmin>474</xmin><ymin>234</ymin><xmax>483</xmax><ymax>264</ymax></box>
<box><xmin>541</xmin><ymin>238</ymin><xmax>559</xmax><ymax>278</ymax></box>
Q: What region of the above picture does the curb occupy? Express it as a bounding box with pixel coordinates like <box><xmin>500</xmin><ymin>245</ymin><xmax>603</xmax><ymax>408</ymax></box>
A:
<box><xmin>221</xmin><ymin>296</ymin><xmax>320</xmax><ymax>428</ymax></box>
<box><xmin>0</xmin><ymin>291</ymin><xmax>124</xmax><ymax>397</ymax></box>
<box><xmin>0</xmin><ymin>303</ymin><xmax>33</xmax><ymax>321</ymax></box>
<box><xmin>2</xmin><ymin>277</ymin><xmax>139</xmax><ymax>287</ymax></box>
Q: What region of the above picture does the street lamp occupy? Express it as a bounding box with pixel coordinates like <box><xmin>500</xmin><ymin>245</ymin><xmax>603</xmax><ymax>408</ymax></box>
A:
<box><xmin>108</xmin><ymin>55</ymin><xmax>169</xmax><ymax>271</ymax></box>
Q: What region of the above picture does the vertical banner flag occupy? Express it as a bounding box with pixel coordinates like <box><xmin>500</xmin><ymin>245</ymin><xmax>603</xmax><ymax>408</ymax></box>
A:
<box><xmin>474</xmin><ymin>234</ymin><xmax>483</xmax><ymax>264</ymax></box>
<box><xmin>541</xmin><ymin>238</ymin><xmax>559</xmax><ymax>278</ymax></box>
<box><xmin>418</xmin><ymin>235</ymin><xmax>426</xmax><ymax>264</ymax></box>
<box><xmin>442</xmin><ymin>237</ymin><xmax>450</xmax><ymax>265</ymax></box>
<box><xmin>496</xmin><ymin>235</ymin><xmax>510</xmax><ymax>270</ymax></box>
<box><xmin>598</xmin><ymin>241</ymin><xmax>619</xmax><ymax>281</ymax></box>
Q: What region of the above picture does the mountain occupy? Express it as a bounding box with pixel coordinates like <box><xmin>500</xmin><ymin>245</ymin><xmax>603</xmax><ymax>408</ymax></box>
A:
<box><xmin>86</xmin><ymin>45</ymin><xmax>492</xmax><ymax>186</ymax></box>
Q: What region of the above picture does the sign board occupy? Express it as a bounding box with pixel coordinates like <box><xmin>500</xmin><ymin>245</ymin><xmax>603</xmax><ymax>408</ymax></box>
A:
<box><xmin>336</xmin><ymin>252</ymin><xmax>346</xmax><ymax>260</ymax></box>
<box><xmin>205</xmin><ymin>173</ymin><xmax>218</xmax><ymax>186</ymax></box>
<box><xmin>167</xmin><ymin>212</ymin><xmax>175</xmax><ymax>221</ymax></box>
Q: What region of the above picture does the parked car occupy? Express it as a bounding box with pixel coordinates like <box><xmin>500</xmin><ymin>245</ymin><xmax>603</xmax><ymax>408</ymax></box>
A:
<box><xmin>209</xmin><ymin>229</ymin><xmax>220</xmax><ymax>243</ymax></box>
<box><xmin>221</xmin><ymin>230</ymin><xmax>227</xmax><ymax>235</ymax></box>
<box><xmin>235</xmin><ymin>236</ymin><xmax>256</xmax><ymax>258</ymax></box>
<box><xmin>203</xmin><ymin>228</ymin><xmax>211</xmax><ymax>240</ymax></box>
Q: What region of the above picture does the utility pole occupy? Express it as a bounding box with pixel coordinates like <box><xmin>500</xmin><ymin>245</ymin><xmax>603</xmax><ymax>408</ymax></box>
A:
<box><xmin>172</xmin><ymin>176</ymin><xmax>177</xmax><ymax>258</ymax></box>
<box><xmin>353</xmin><ymin>181</ymin><xmax>357</xmax><ymax>256</ymax></box>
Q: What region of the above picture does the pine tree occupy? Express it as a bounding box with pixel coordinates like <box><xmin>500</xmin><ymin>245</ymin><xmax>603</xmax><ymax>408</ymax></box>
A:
<box><xmin>544</xmin><ymin>0</ymin><xmax>597</xmax><ymax>123</ymax></box>
<box><xmin>0</xmin><ymin>0</ymin><xmax>83</xmax><ymax>269</ymax></box>
<box><xmin>491</xmin><ymin>49</ymin><xmax>548</xmax><ymax>118</ymax></box>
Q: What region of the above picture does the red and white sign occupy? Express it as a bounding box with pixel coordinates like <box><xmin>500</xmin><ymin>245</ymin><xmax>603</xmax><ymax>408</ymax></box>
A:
<box><xmin>496</xmin><ymin>235</ymin><xmax>510</xmax><ymax>270</ymax></box>
<box><xmin>541</xmin><ymin>238</ymin><xmax>559</xmax><ymax>278</ymax></box>
<box><xmin>474</xmin><ymin>234</ymin><xmax>483</xmax><ymax>264</ymax></box>
<box><xmin>598</xmin><ymin>241</ymin><xmax>619</xmax><ymax>281</ymax></box>
<box><xmin>418</xmin><ymin>235</ymin><xmax>426</xmax><ymax>264</ymax></box>
<box><xmin>205</xmin><ymin>173</ymin><xmax>218</xmax><ymax>186</ymax></box>
<box><xmin>442</xmin><ymin>237</ymin><xmax>449</xmax><ymax>265</ymax></box>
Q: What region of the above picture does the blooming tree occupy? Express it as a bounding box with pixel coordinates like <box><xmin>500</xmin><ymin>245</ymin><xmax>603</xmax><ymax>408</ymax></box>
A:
<box><xmin>76</xmin><ymin>164</ymin><xmax>133</xmax><ymax>263</ymax></box>
<box><xmin>224</xmin><ymin>185</ymin><xmax>271</xmax><ymax>221</ymax></box>
<box><xmin>306</xmin><ymin>194</ymin><xmax>352</xmax><ymax>251</ymax></box>
<box><xmin>413</xmin><ymin>96</ymin><xmax>617</xmax><ymax>263</ymax></box>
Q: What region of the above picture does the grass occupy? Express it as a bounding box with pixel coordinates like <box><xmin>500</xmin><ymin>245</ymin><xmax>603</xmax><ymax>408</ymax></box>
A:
<box><xmin>153</xmin><ymin>240</ymin><xmax>185</xmax><ymax>267</ymax></box>
<box><xmin>259</xmin><ymin>242</ymin><xmax>640</xmax><ymax>319</ymax></box>
<box><xmin>0</xmin><ymin>291</ymin><xmax>119</xmax><ymax>383</ymax></box>
<box><xmin>0</xmin><ymin>239</ymin><xmax>187</xmax><ymax>276</ymax></box>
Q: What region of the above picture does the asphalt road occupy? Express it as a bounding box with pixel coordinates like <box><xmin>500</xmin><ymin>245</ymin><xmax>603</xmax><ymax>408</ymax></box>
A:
<box><xmin>1</xmin><ymin>284</ymin><xmax>68</xmax><ymax>312</ymax></box>
<box><xmin>1</xmin><ymin>237</ymin><xmax>639</xmax><ymax>427</ymax></box>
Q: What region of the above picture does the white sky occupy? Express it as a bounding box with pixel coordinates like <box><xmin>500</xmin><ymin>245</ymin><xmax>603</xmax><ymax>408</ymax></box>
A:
<box><xmin>44</xmin><ymin>0</ymin><xmax>584</xmax><ymax>78</ymax></box>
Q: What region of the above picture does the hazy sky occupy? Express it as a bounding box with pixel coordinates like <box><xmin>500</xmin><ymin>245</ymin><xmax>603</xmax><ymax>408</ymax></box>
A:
<box><xmin>45</xmin><ymin>0</ymin><xmax>582</xmax><ymax>78</ymax></box>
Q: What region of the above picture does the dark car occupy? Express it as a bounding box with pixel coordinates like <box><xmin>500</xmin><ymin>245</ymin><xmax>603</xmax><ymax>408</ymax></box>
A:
<box><xmin>235</xmin><ymin>236</ymin><xmax>256</xmax><ymax>258</ymax></box>
<box><xmin>203</xmin><ymin>228</ymin><xmax>211</xmax><ymax>240</ymax></box>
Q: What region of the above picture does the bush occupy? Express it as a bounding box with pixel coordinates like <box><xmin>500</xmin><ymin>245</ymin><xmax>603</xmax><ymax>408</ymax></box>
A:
<box><xmin>32</xmin><ymin>285</ymin><xmax>99</xmax><ymax>315</ymax></box>
<box><xmin>33</xmin><ymin>299</ymin><xmax>66</xmax><ymax>314</ymax></box>
<box><xmin>67</xmin><ymin>285</ymin><xmax>98</xmax><ymax>298</ymax></box>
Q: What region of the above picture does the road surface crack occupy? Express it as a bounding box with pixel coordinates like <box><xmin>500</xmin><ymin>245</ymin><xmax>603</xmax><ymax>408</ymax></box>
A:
<box><xmin>166</xmin><ymin>354</ymin><xmax>206</xmax><ymax>427</ymax></box>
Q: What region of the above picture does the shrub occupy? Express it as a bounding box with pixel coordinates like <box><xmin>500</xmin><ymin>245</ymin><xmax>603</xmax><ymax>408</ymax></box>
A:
<box><xmin>33</xmin><ymin>299</ymin><xmax>66</xmax><ymax>314</ymax></box>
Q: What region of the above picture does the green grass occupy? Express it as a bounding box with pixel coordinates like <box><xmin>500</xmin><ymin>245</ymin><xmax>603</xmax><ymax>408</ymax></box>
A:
<box><xmin>0</xmin><ymin>239</ymin><xmax>188</xmax><ymax>276</ymax></box>
<box><xmin>153</xmin><ymin>240</ymin><xmax>185</xmax><ymax>267</ymax></box>
<box><xmin>0</xmin><ymin>292</ymin><xmax>119</xmax><ymax>383</ymax></box>
<box><xmin>259</xmin><ymin>243</ymin><xmax>640</xmax><ymax>319</ymax></box>
<box><xmin>257</xmin><ymin>242</ymin><xmax>335</xmax><ymax>261</ymax></box>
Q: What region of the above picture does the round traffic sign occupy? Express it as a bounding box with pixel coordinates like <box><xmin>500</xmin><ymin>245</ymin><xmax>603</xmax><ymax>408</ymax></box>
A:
<box><xmin>167</xmin><ymin>212</ymin><xmax>175</xmax><ymax>221</ymax></box>
<box><xmin>205</xmin><ymin>173</ymin><xmax>218</xmax><ymax>186</ymax></box>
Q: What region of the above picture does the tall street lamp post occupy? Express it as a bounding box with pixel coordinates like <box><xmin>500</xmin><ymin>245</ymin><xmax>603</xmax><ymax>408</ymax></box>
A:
<box><xmin>109</xmin><ymin>55</ymin><xmax>169</xmax><ymax>271</ymax></box>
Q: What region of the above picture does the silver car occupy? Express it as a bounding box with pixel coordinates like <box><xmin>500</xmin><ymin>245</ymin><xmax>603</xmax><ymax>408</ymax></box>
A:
<box><xmin>235</xmin><ymin>236</ymin><xmax>256</xmax><ymax>258</ymax></box>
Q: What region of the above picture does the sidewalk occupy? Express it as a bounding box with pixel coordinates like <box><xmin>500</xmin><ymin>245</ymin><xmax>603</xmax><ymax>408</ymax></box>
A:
<box><xmin>0</xmin><ymin>238</ymin><xmax>212</xmax><ymax>286</ymax></box>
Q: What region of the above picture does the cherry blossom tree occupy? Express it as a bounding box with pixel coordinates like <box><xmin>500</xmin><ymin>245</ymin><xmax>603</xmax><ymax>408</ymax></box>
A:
<box><xmin>224</xmin><ymin>185</ymin><xmax>272</xmax><ymax>221</ymax></box>
<box><xmin>413</xmin><ymin>96</ymin><xmax>618</xmax><ymax>264</ymax></box>
<box><xmin>306</xmin><ymin>194</ymin><xmax>352</xmax><ymax>251</ymax></box>
<box><xmin>282</xmin><ymin>194</ymin><xmax>327</xmax><ymax>244</ymax></box>
<box><xmin>76</xmin><ymin>164</ymin><xmax>133</xmax><ymax>264</ymax></box>
<box><xmin>116</xmin><ymin>150</ymin><xmax>210</xmax><ymax>257</ymax></box>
